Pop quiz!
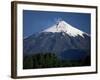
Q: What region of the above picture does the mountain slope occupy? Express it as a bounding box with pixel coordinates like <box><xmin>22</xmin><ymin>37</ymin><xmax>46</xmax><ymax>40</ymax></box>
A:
<box><xmin>23</xmin><ymin>20</ymin><xmax>90</xmax><ymax>61</ymax></box>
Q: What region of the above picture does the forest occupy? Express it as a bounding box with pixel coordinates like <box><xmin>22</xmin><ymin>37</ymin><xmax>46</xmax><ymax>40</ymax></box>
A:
<box><xmin>23</xmin><ymin>53</ymin><xmax>90</xmax><ymax>69</ymax></box>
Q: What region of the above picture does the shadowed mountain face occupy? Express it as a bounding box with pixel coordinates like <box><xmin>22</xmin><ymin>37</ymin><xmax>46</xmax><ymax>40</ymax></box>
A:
<box><xmin>24</xmin><ymin>32</ymin><xmax>90</xmax><ymax>55</ymax></box>
<box><xmin>23</xmin><ymin>20</ymin><xmax>90</xmax><ymax>61</ymax></box>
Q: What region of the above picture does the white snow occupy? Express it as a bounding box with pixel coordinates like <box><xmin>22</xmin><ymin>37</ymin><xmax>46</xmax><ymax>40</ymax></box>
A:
<box><xmin>42</xmin><ymin>20</ymin><xmax>89</xmax><ymax>37</ymax></box>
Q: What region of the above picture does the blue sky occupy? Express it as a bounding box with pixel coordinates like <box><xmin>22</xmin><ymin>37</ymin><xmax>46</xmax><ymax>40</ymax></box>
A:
<box><xmin>23</xmin><ymin>10</ymin><xmax>91</xmax><ymax>39</ymax></box>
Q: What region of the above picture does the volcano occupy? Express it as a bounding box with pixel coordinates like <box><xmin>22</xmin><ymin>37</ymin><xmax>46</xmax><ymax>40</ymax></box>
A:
<box><xmin>23</xmin><ymin>20</ymin><xmax>90</xmax><ymax>61</ymax></box>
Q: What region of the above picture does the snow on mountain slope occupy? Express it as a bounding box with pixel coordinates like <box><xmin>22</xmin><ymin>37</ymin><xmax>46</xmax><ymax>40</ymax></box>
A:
<box><xmin>42</xmin><ymin>20</ymin><xmax>88</xmax><ymax>37</ymax></box>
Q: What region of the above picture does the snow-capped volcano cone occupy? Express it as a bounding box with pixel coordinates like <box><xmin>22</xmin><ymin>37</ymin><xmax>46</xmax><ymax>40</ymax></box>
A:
<box><xmin>42</xmin><ymin>20</ymin><xmax>89</xmax><ymax>37</ymax></box>
<box><xmin>24</xmin><ymin>20</ymin><xmax>90</xmax><ymax>58</ymax></box>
